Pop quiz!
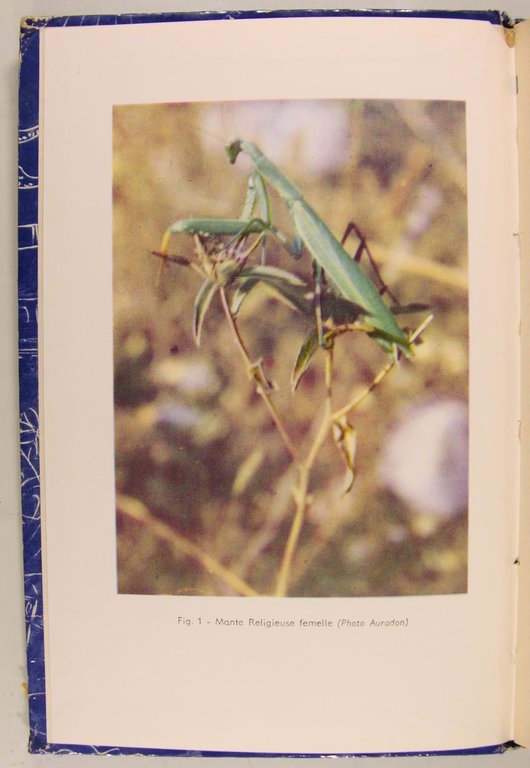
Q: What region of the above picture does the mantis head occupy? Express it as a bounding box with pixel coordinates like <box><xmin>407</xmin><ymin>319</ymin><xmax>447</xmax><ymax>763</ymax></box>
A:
<box><xmin>225</xmin><ymin>139</ymin><xmax>243</xmax><ymax>164</ymax></box>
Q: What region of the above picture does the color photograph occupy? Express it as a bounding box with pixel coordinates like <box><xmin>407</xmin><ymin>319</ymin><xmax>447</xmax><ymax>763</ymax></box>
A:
<box><xmin>113</xmin><ymin>99</ymin><xmax>468</xmax><ymax>597</ymax></box>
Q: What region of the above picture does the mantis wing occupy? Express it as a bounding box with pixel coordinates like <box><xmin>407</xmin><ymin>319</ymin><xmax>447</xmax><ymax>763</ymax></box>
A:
<box><xmin>291</xmin><ymin>201</ymin><xmax>412</xmax><ymax>357</ymax></box>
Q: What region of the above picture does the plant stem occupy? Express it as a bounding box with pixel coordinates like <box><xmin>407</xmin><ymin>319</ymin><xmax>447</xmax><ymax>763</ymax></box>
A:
<box><xmin>275</xmin><ymin>360</ymin><xmax>334</xmax><ymax>598</ymax></box>
<box><xmin>219</xmin><ymin>286</ymin><xmax>300</xmax><ymax>463</ymax></box>
<box><xmin>275</xmin><ymin>313</ymin><xmax>434</xmax><ymax>596</ymax></box>
<box><xmin>118</xmin><ymin>494</ymin><xmax>258</xmax><ymax>597</ymax></box>
<box><xmin>332</xmin><ymin>314</ymin><xmax>433</xmax><ymax>422</ymax></box>
<box><xmin>332</xmin><ymin>357</ymin><xmax>396</xmax><ymax>422</ymax></box>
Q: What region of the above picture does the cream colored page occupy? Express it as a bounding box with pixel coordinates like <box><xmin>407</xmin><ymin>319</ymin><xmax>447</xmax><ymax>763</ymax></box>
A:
<box><xmin>39</xmin><ymin>17</ymin><xmax>519</xmax><ymax>753</ymax></box>
<box><xmin>515</xmin><ymin>17</ymin><xmax>530</xmax><ymax>747</ymax></box>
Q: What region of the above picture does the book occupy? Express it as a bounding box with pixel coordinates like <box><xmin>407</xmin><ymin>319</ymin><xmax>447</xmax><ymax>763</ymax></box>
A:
<box><xmin>17</xmin><ymin>8</ymin><xmax>530</xmax><ymax>757</ymax></box>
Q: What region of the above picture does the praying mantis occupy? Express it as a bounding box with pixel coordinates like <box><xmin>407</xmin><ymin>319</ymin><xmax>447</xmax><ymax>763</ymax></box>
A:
<box><xmin>157</xmin><ymin>138</ymin><xmax>431</xmax><ymax>401</ymax></box>
<box><xmin>159</xmin><ymin>139</ymin><xmax>424</xmax><ymax>367</ymax></box>
<box><xmin>154</xmin><ymin>137</ymin><xmax>432</xmax><ymax>591</ymax></box>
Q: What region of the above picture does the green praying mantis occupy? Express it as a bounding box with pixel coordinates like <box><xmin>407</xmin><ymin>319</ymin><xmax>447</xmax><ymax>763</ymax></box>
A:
<box><xmin>157</xmin><ymin>139</ymin><xmax>428</xmax><ymax>380</ymax></box>
<box><xmin>151</xmin><ymin>137</ymin><xmax>433</xmax><ymax>584</ymax></box>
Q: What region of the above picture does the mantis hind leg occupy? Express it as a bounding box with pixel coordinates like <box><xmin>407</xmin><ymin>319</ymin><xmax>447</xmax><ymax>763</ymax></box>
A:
<box><xmin>341</xmin><ymin>221</ymin><xmax>400</xmax><ymax>305</ymax></box>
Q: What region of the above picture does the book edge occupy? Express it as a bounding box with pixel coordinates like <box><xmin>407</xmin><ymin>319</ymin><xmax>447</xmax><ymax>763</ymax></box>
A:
<box><xmin>514</xmin><ymin>15</ymin><xmax>530</xmax><ymax>749</ymax></box>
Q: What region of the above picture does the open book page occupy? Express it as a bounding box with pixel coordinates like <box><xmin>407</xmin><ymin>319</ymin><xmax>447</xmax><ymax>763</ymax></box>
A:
<box><xmin>38</xmin><ymin>16</ymin><xmax>519</xmax><ymax>754</ymax></box>
<box><xmin>515</xmin><ymin>16</ymin><xmax>530</xmax><ymax>747</ymax></box>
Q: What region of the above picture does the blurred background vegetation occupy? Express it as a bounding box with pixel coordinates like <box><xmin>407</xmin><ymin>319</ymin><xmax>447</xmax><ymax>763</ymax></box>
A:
<box><xmin>113</xmin><ymin>99</ymin><xmax>468</xmax><ymax>597</ymax></box>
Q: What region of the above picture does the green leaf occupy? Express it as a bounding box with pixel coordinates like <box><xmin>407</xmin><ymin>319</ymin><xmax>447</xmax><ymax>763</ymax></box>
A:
<box><xmin>231</xmin><ymin>277</ymin><xmax>259</xmax><ymax>315</ymax></box>
<box><xmin>291</xmin><ymin>328</ymin><xmax>319</xmax><ymax>392</ymax></box>
<box><xmin>238</xmin><ymin>264</ymin><xmax>308</xmax><ymax>289</ymax></box>
<box><xmin>233</xmin><ymin>265</ymin><xmax>314</xmax><ymax>317</ymax></box>
<box><xmin>291</xmin><ymin>328</ymin><xmax>333</xmax><ymax>391</ymax></box>
<box><xmin>332</xmin><ymin>417</ymin><xmax>357</xmax><ymax>494</ymax></box>
<box><xmin>193</xmin><ymin>279</ymin><xmax>218</xmax><ymax>346</ymax></box>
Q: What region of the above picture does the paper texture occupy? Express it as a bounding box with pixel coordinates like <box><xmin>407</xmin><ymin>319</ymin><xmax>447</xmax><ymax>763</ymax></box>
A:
<box><xmin>38</xmin><ymin>16</ymin><xmax>519</xmax><ymax>753</ymax></box>
<box><xmin>515</xmin><ymin>17</ymin><xmax>530</xmax><ymax>748</ymax></box>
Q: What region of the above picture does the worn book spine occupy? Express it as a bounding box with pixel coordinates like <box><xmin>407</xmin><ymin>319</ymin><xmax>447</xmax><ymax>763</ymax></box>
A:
<box><xmin>18</xmin><ymin>17</ymin><xmax>45</xmax><ymax>754</ymax></box>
